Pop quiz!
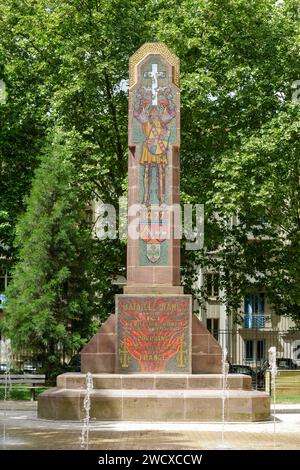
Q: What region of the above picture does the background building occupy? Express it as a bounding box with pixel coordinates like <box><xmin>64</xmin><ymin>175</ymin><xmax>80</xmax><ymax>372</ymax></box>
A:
<box><xmin>197</xmin><ymin>268</ymin><xmax>300</xmax><ymax>373</ymax></box>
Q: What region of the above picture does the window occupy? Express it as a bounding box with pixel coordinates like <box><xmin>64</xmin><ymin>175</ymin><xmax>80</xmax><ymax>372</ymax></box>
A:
<box><xmin>244</xmin><ymin>340</ymin><xmax>265</xmax><ymax>363</ymax></box>
<box><xmin>204</xmin><ymin>273</ymin><xmax>219</xmax><ymax>298</ymax></box>
<box><xmin>256</xmin><ymin>340</ymin><xmax>265</xmax><ymax>361</ymax></box>
<box><xmin>0</xmin><ymin>272</ymin><xmax>11</xmax><ymax>291</ymax></box>
<box><xmin>244</xmin><ymin>293</ymin><xmax>265</xmax><ymax>328</ymax></box>
<box><xmin>207</xmin><ymin>318</ymin><xmax>219</xmax><ymax>341</ymax></box>
<box><xmin>245</xmin><ymin>340</ymin><xmax>253</xmax><ymax>360</ymax></box>
<box><xmin>0</xmin><ymin>270</ymin><xmax>11</xmax><ymax>309</ymax></box>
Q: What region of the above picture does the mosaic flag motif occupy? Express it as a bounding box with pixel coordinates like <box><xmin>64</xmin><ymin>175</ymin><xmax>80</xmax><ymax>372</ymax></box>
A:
<box><xmin>139</xmin><ymin>205</ymin><xmax>169</xmax><ymax>263</ymax></box>
<box><xmin>117</xmin><ymin>296</ymin><xmax>191</xmax><ymax>373</ymax></box>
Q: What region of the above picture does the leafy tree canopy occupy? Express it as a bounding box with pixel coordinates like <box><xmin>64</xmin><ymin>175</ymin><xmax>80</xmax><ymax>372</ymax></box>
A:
<box><xmin>0</xmin><ymin>0</ymin><xmax>299</xmax><ymax>358</ymax></box>
<box><xmin>3</xmin><ymin>130</ymin><xmax>102</xmax><ymax>367</ymax></box>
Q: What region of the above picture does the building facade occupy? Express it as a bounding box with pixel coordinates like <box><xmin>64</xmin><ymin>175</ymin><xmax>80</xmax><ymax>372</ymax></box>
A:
<box><xmin>197</xmin><ymin>269</ymin><xmax>300</xmax><ymax>370</ymax></box>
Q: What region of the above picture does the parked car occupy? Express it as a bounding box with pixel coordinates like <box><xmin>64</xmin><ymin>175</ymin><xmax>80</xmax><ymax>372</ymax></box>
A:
<box><xmin>65</xmin><ymin>354</ymin><xmax>81</xmax><ymax>372</ymax></box>
<box><xmin>260</xmin><ymin>358</ymin><xmax>298</xmax><ymax>371</ymax></box>
<box><xmin>23</xmin><ymin>362</ymin><xmax>37</xmax><ymax>373</ymax></box>
<box><xmin>0</xmin><ymin>363</ymin><xmax>7</xmax><ymax>374</ymax></box>
<box><xmin>229</xmin><ymin>364</ymin><xmax>256</xmax><ymax>378</ymax></box>
<box><xmin>22</xmin><ymin>361</ymin><xmax>43</xmax><ymax>374</ymax></box>
<box><xmin>228</xmin><ymin>364</ymin><xmax>265</xmax><ymax>389</ymax></box>
<box><xmin>276</xmin><ymin>358</ymin><xmax>297</xmax><ymax>370</ymax></box>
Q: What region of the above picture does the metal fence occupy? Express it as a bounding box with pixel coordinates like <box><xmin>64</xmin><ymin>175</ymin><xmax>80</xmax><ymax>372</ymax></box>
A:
<box><xmin>1</xmin><ymin>329</ymin><xmax>300</xmax><ymax>390</ymax></box>
<box><xmin>211</xmin><ymin>328</ymin><xmax>300</xmax><ymax>390</ymax></box>
<box><xmin>0</xmin><ymin>347</ymin><xmax>75</xmax><ymax>375</ymax></box>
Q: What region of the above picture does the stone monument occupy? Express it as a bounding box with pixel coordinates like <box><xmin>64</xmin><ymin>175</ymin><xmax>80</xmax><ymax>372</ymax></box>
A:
<box><xmin>38</xmin><ymin>43</ymin><xmax>270</xmax><ymax>421</ymax></box>
<box><xmin>116</xmin><ymin>43</ymin><xmax>191</xmax><ymax>375</ymax></box>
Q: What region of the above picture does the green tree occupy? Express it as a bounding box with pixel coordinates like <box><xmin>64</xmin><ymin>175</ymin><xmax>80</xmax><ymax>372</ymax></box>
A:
<box><xmin>0</xmin><ymin>45</ymin><xmax>47</xmax><ymax>262</ymax></box>
<box><xmin>1</xmin><ymin>0</ymin><xmax>300</xmax><ymax>331</ymax></box>
<box><xmin>2</xmin><ymin>131</ymin><xmax>100</xmax><ymax>373</ymax></box>
<box><xmin>212</xmin><ymin>104</ymin><xmax>300</xmax><ymax>324</ymax></box>
<box><xmin>0</xmin><ymin>0</ymin><xmax>149</xmax><ymax>333</ymax></box>
<box><xmin>151</xmin><ymin>0</ymin><xmax>300</xmax><ymax>321</ymax></box>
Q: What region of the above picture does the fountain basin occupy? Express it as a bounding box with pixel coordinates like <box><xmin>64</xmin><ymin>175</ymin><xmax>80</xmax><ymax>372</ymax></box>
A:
<box><xmin>38</xmin><ymin>373</ymin><xmax>270</xmax><ymax>422</ymax></box>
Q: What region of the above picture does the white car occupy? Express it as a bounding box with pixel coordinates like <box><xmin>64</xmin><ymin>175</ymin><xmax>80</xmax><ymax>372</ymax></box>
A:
<box><xmin>0</xmin><ymin>363</ymin><xmax>7</xmax><ymax>373</ymax></box>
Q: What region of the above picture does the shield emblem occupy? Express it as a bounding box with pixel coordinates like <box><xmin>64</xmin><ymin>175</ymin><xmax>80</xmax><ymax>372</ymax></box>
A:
<box><xmin>140</xmin><ymin>206</ymin><xmax>169</xmax><ymax>263</ymax></box>
<box><xmin>146</xmin><ymin>243</ymin><xmax>161</xmax><ymax>263</ymax></box>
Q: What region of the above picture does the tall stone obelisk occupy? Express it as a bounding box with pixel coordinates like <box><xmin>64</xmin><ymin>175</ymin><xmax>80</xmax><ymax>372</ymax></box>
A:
<box><xmin>116</xmin><ymin>43</ymin><xmax>192</xmax><ymax>374</ymax></box>
<box><xmin>126</xmin><ymin>43</ymin><xmax>181</xmax><ymax>290</ymax></box>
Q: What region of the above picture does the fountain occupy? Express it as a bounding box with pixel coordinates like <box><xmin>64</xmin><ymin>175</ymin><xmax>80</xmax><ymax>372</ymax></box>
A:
<box><xmin>0</xmin><ymin>338</ymin><xmax>12</xmax><ymax>449</ymax></box>
<box><xmin>216</xmin><ymin>346</ymin><xmax>230</xmax><ymax>449</ymax></box>
<box><xmin>0</xmin><ymin>338</ymin><xmax>12</xmax><ymax>400</ymax></box>
<box><xmin>268</xmin><ymin>346</ymin><xmax>278</xmax><ymax>446</ymax></box>
<box><xmin>80</xmin><ymin>372</ymin><xmax>93</xmax><ymax>450</ymax></box>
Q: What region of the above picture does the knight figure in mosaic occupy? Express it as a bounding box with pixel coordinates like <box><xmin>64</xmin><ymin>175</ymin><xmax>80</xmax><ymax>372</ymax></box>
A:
<box><xmin>134</xmin><ymin>86</ymin><xmax>176</xmax><ymax>206</ymax></box>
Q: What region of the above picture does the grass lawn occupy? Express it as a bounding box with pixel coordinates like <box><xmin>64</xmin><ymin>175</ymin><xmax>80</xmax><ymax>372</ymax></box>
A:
<box><xmin>0</xmin><ymin>386</ymin><xmax>49</xmax><ymax>400</ymax></box>
<box><xmin>274</xmin><ymin>395</ymin><xmax>300</xmax><ymax>404</ymax></box>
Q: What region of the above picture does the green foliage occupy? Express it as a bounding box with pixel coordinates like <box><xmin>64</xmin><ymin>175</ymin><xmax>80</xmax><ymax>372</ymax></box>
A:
<box><xmin>0</xmin><ymin>0</ymin><xmax>148</xmax><ymax>356</ymax></box>
<box><xmin>0</xmin><ymin>0</ymin><xmax>300</xmax><ymax>337</ymax></box>
<box><xmin>0</xmin><ymin>386</ymin><xmax>49</xmax><ymax>401</ymax></box>
<box><xmin>150</xmin><ymin>0</ymin><xmax>300</xmax><ymax>320</ymax></box>
<box><xmin>212</xmin><ymin>104</ymin><xmax>300</xmax><ymax>321</ymax></box>
<box><xmin>2</xmin><ymin>131</ymin><xmax>100</xmax><ymax>368</ymax></box>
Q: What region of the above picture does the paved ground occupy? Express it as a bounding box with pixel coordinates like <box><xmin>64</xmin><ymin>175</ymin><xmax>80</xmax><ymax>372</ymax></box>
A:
<box><xmin>0</xmin><ymin>402</ymin><xmax>300</xmax><ymax>450</ymax></box>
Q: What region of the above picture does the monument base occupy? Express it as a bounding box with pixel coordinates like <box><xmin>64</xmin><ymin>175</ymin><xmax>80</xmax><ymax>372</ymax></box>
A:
<box><xmin>80</xmin><ymin>313</ymin><xmax>223</xmax><ymax>374</ymax></box>
<box><xmin>116</xmin><ymin>294</ymin><xmax>192</xmax><ymax>373</ymax></box>
<box><xmin>38</xmin><ymin>373</ymin><xmax>270</xmax><ymax>421</ymax></box>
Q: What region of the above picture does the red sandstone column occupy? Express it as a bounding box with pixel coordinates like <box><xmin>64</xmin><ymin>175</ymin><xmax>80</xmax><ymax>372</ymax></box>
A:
<box><xmin>125</xmin><ymin>43</ymin><xmax>182</xmax><ymax>292</ymax></box>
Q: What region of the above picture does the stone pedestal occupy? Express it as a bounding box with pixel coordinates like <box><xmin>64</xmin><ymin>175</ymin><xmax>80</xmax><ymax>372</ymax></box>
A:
<box><xmin>38</xmin><ymin>373</ymin><xmax>270</xmax><ymax>422</ymax></box>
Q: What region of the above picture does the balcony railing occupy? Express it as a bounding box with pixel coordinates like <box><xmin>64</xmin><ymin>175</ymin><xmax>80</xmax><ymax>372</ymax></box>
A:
<box><xmin>244</xmin><ymin>314</ymin><xmax>271</xmax><ymax>329</ymax></box>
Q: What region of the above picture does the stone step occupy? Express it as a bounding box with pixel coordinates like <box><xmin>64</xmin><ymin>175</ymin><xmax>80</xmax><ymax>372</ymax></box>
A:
<box><xmin>38</xmin><ymin>387</ymin><xmax>270</xmax><ymax>422</ymax></box>
<box><xmin>57</xmin><ymin>373</ymin><xmax>252</xmax><ymax>391</ymax></box>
